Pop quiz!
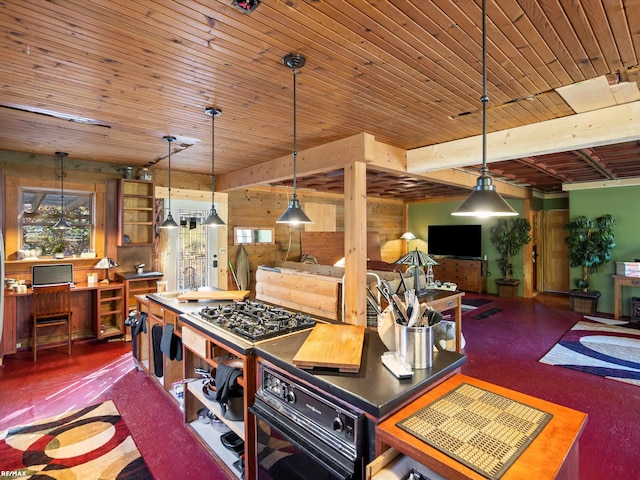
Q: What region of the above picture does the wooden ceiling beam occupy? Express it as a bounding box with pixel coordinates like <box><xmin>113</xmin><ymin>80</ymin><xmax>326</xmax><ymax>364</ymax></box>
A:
<box><xmin>407</xmin><ymin>101</ymin><xmax>640</xmax><ymax>172</ymax></box>
<box><xmin>217</xmin><ymin>133</ymin><xmax>375</xmax><ymax>191</ymax></box>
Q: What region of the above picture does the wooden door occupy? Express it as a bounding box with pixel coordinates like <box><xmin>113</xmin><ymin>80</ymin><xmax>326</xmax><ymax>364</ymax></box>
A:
<box><xmin>542</xmin><ymin>210</ymin><xmax>569</xmax><ymax>292</ymax></box>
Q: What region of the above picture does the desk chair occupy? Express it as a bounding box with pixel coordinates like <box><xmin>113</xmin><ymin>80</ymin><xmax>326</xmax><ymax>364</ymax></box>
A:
<box><xmin>32</xmin><ymin>284</ymin><xmax>73</xmax><ymax>361</ymax></box>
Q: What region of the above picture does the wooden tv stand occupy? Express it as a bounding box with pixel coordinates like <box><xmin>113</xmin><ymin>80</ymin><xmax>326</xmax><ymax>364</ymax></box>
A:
<box><xmin>432</xmin><ymin>257</ymin><xmax>487</xmax><ymax>294</ymax></box>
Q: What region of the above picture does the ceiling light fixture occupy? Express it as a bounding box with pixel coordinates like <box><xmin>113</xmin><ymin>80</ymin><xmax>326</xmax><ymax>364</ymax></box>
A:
<box><xmin>277</xmin><ymin>53</ymin><xmax>312</xmax><ymax>225</ymax></box>
<box><xmin>159</xmin><ymin>135</ymin><xmax>179</xmax><ymax>229</ymax></box>
<box><xmin>53</xmin><ymin>151</ymin><xmax>71</xmax><ymax>229</ymax></box>
<box><xmin>232</xmin><ymin>0</ymin><xmax>260</xmax><ymax>14</ymax></box>
<box><xmin>451</xmin><ymin>0</ymin><xmax>517</xmax><ymax>218</ymax></box>
<box><xmin>202</xmin><ymin>107</ymin><xmax>225</xmax><ymax>227</ymax></box>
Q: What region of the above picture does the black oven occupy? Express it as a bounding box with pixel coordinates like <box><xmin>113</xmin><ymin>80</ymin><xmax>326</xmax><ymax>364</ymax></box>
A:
<box><xmin>249</xmin><ymin>363</ymin><xmax>364</xmax><ymax>480</ymax></box>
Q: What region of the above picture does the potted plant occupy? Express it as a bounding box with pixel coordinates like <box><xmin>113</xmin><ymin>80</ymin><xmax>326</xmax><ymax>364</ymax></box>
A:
<box><xmin>52</xmin><ymin>242</ymin><xmax>66</xmax><ymax>259</ymax></box>
<box><xmin>564</xmin><ymin>214</ymin><xmax>616</xmax><ymax>314</ymax></box>
<box><xmin>489</xmin><ymin>218</ymin><xmax>532</xmax><ymax>297</ymax></box>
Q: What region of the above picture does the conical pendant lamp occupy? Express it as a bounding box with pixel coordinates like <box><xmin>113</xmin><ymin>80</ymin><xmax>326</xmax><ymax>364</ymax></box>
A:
<box><xmin>451</xmin><ymin>0</ymin><xmax>517</xmax><ymax>218</ymax></box>
<box><xmin>202</xmin><ymin>107</ymin><xmax>225</xmax><ymax>227</ymax></box>
<box><xmin>53</xmin><ymin>151</ymin><xmax>71</xmax><ymax>229</ymax></box>
<box><xmin>277</xmin><ymin>53</ymin><xmax>312</xmax><ymax>225</ymax></box>
<box><xmin>159</xmin><ymin>135</ymin><xmax>179</xmax><ymax>229</ymax></box>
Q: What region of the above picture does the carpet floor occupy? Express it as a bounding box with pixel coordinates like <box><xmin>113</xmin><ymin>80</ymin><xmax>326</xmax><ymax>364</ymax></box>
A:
<box><xmin>2</xmin><ymin>295</ymin><xmax>640</xmax><ymax>479</ymax></box>
<box><xmin>539</xmin><ymin>317</ymin><xmax>640</xmax><ymax>386</ymax></box>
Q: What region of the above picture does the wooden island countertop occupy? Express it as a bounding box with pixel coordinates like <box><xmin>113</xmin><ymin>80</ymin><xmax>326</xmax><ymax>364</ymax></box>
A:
<box><xmin>376</xmin><ymin>374</ymin><xmax>587</xmax><ymax>480</ymax></box>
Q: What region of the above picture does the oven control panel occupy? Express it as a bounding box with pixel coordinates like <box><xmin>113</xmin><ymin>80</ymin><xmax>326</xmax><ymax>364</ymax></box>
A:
<box><xmin>256</xmin><ymin>363</ymin><xmax>361</xmax><ymax>457</ymax></box>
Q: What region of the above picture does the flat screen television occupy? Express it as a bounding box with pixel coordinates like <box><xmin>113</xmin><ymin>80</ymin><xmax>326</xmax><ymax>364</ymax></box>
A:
<box><xmin>427</xmin><ymin>224</ymin><xmax>482</xmax><ymax>259</ymax></box>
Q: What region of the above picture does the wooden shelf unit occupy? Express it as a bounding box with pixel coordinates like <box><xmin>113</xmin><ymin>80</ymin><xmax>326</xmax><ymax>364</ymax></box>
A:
<box><xmin>0</xmin><ymin>296</ymin><xmax>17</xmax><ymax>366</ymax></box>
<box><xmin>118</xmin><ymin>179</ymin><xmax>155</xmax><ymax>246</ymax></box>
<box><xmin>181</xmin><ymin>323</ymin><xmax>256</xmax><ymax>480</ymax></box>
<box><xmin>96</xmin><ymin>284</ymin><xmax>125</xmax><ymax>339</ymax></box>
<box><xmin>120</xmin><ymin>275</ymin><xmax>162</xmax><ymax>314</ymax></box>
<box><xmin>432</xmin><ymin>257</ymin><xmax>487</xmax><ymax>294</ymax></box>
<box><xmin>133</xmin><ymin>295</ymin><xmax>151</xmax><ymax>373</ymax></box>
<box><xmin>146</xmin><ymin>300</ymin><xmax>184</xmax><ymax>404</ymax></box>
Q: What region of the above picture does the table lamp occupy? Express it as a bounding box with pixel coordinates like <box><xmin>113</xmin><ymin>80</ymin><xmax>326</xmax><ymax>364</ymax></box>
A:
<box><xmin>394</xmin><ymin>249</ymin><xmax>438</xmax><ymax>293</ymax></box>
<box><xmin>94</xmin><ymin>257</ymin><xmax>119</xmax><ymax>283</ymax></box>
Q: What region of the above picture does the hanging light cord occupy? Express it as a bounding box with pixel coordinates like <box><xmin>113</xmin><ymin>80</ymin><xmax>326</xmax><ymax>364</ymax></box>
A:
<box><xmin>211</xmin><ymin>111</ymin><xmax>216</xmax><ymax>208</ymax></box>
<box><xmin>166</xmin><ymin>137</ymin><xmax>173</xmax><ymax>212</ymax></box>
<box><xmin>480</xmin><ymin>0</ymin><xmax>489</xmax><ymax>177</ymax></box>
<box><xmin>291</xmin><ymin>64</ymin><xmax>298</xmax><ymax>199</ymax></box>
<box><xmin>59</xmin><ymin>154</ymin><xmax>65</xmax><ymax>215</ymax></box>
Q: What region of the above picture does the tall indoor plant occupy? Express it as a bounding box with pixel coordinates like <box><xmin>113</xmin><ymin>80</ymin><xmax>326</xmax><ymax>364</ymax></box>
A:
<box><xmin>489</xmin><ymin>218</ymin><xmax>532</xmax><ymax>297</ymax></box>
<box><xmin>564</xmin><ymin>214</ymin><xmax>616</xmax><ymax>313</ymax></box>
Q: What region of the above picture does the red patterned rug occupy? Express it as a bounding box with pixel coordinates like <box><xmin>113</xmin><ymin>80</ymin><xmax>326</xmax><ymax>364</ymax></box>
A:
<box><xmin>0</xmin><ymin>400</ymin><xmax>153</xmax><ymax>479</ymax></box>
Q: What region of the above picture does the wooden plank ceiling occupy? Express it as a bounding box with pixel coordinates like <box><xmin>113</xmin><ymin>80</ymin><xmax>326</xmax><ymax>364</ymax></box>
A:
<box><xmin>1</xmin><ymin>0</ymin><xmax>640</xmax><ymax>200</ymax></box>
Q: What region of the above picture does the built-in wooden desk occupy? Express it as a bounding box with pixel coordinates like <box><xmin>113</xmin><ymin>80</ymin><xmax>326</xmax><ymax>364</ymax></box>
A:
<box><xmin>376</xmin><ymin>374</ymin><xmax>587</xmax><ymax>480</ymax></box>
<box><xmin>419</xmin><ymin>290</ymin><xmax>465</xmax><ymax>352</ymax></box>
<box><xmin>1</xmin><ymin>282</ymin><xmax>126</xmax><ymax>365</ymax></box>
<box><xmin>613</xmin><ymin>275</ymin><xmax>640</xmax><ymax>319</ymax></box>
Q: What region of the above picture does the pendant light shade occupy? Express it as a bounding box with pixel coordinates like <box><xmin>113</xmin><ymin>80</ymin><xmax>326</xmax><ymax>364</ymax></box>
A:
<box><xmin>53</xmin><ymin>151</ymin><xmax>71</xmax><ymax>229</ymax></box>
<box><xmin>451</xmin><ymin>0</ymin><xmax>517</xmax><ymax>218</ymax></box>
<box><xmin>159</xmin><ymin>136</ymin><xmax>179</xmax><ymax>229</ymax></box>
<box><xmin>277</xmin><ymin>53</ymin><xmax>312</xmax><ymax>225</ymax></box>
<box><xmin>202</xmin><ymin>107</ymin><xmax>225</xmax><ymax>227</ymax></box>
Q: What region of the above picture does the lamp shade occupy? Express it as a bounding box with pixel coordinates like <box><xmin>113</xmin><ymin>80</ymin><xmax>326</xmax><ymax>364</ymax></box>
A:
<box><xmin>276</xmin><ymin>196</ymin><xmax>312</xmax><ymax>224</ymax></box>
<box><xmin>400</xmin><ymin>232</ymin><xmax>416</xmax><ymax>241</ymax></box>
<box><xmin>53</xmin><ymin>216</ymin><xmax>72</xmax><ymax>230</ymax></box>
<box><xmin>94</xmin><ymin>257</ymin><xmax>118</xmax><ymax>269</ymax></box>
<box><xmin>451</xmin><ymin>174</ymin><xmax>518</xmax><ymax>217</ymax></box>
<box><xmin>160</xmin><ymin>212</ymin><xmax>179</xmax><ymax>229</ymax></box>
<box><xmin>202</xmin><ymin>209</ymin><xmax>225</xmax><ymax>226</ymax></box>
<box><xmin>394</xmin><ymin>248</ymin><xmax>438</xmax><ymax>267</ymax></box>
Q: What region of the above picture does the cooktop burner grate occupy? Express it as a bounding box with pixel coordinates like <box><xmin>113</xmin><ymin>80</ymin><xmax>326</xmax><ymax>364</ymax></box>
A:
<box><xmin>198</xmin><ymin>300</ymin><xmax>315</xmax><ymax>341</ymax></box>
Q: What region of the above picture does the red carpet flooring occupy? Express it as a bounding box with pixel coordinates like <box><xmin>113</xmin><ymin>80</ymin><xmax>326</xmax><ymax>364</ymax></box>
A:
<box><xmin>1</xmin><ymin>295</ymin><xmax>639</xmax><ymax>479</ymax></box>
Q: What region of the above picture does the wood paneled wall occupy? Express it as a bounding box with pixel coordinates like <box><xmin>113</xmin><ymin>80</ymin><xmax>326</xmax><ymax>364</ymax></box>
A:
<box><xmin>226</xmin><ymin>186</ymin><xmax>405</xmax><ymax>293</ymax></box>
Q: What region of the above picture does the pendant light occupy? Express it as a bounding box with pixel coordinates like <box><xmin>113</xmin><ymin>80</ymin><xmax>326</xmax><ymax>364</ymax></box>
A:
<box><xmin>53</xmin><ymin>151</ymin><xmax>71</xmax><ymax>229</ymax></box>
<box><xmin>277</xmin><ymin>53</ymin><xmax>312</xmax><ymax>225</ymax></box>
<box><xmin>159</xmin><ymin>135</ymin><xmax>179</xmax><ymax>229</ymax></box>
<box><xmin>451</xmin><ymin>0</ymin><xmax>517</xmax><ymax>218</ymax></box>
<box><xmin>202</xmin><ymin>107</ymin><xmax>225</xmax><ymax>227</ymax></box>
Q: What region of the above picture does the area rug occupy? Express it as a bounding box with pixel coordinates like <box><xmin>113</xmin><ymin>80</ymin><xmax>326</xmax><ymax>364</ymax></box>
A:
<box><xmin>0</xmin><ymin>400</ymin><xmax>153</xmax><ymax>480</ymax></box>
<box><xmin>539</xmin><ymin>318</ymin><xmax>640</xmax><ymax>386</ymax></box>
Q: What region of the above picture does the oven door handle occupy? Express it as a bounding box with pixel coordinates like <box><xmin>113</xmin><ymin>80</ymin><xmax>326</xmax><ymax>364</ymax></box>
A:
<box><xmin>250</xmin><ymin>399</ymin><xmax>357</xmax><ymax>480</ymax></box>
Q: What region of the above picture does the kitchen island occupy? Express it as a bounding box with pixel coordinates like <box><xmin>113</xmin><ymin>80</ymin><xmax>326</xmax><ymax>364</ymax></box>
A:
<box><xmin>144</xmin><ymin>292</ymin><xmax>465</xmax><ymax>480</ymax></box>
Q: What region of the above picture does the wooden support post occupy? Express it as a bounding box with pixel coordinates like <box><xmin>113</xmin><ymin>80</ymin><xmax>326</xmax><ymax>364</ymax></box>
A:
<box><xmin>344</xmin><ymin>161</ymin><xmax>368</xmax><ymax>326</ymax></box>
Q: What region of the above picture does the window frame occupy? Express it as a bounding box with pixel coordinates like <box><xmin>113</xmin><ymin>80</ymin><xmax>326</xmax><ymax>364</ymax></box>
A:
<box><xmin>4</xmin><ymin>175</ymin><xmax>105</xmax><ymax>262</ymax></box>
<box><xmin>20</xmin><ymin>186</ymin><xmax>96</xmax><ymax>258</ymax></box>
